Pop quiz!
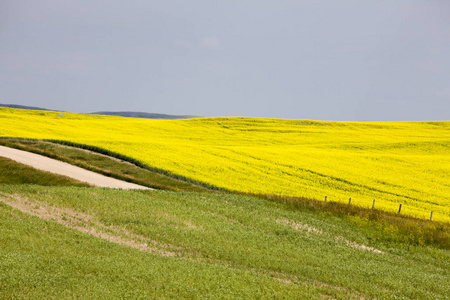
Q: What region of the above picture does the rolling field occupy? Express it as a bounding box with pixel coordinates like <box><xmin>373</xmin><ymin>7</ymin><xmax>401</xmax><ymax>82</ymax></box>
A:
<box><xmin>1</xmin><ymin>107</ymin><xmax>449</xmax><ymax>221</ymax></box>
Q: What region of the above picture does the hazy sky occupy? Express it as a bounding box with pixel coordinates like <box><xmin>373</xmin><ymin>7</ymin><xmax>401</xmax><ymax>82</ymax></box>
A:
<box><xmin>1</xmin><ymin>1</ymin><xmax>449</xmax><ymax>120</ymax></box>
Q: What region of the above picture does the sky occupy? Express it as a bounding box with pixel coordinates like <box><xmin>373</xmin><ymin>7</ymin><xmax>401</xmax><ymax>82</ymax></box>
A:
<box><xmin>1</xmin><ymin>0</ymin><xmax>449</xmax><ymax>121</ymax></box>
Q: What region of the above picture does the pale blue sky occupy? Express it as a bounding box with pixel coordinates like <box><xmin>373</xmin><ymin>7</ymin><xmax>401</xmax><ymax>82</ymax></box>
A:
<box><xmin>1</xmin><ymin>0</ymin><xmax>449</xmax><ymax>120</ymax></box>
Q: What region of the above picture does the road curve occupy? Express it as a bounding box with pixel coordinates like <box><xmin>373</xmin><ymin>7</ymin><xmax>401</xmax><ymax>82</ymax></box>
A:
<box><xmin>0</xmin><ymin>145</ymin><xmax>150</xmax><ymax>190</ymax></box>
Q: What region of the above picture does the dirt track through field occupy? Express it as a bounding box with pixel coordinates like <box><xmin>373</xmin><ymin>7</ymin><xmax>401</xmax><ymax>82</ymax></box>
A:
<box><xmin>0</xmin><ymin>193</ymin><xmax>177</xmax><ymax>256</ymax></box>
<box><xmin>0</xmin><ymin>145</ymin><xmax>150</xmax><ymax>189</ymax></box>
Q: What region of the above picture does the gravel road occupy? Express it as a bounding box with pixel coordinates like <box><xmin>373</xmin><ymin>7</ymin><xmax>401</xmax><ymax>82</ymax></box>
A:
<box><xmin>0</xmin><ymin>145</ymin><xmax>150</xmax><ymax>189</ymax></box>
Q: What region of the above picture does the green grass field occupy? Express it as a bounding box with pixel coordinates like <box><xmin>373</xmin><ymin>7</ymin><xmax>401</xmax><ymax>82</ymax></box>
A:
<box><xmin>0</xmin><ymin>184</ymin><xmax>449</xmax><ymax>299</ymax></box>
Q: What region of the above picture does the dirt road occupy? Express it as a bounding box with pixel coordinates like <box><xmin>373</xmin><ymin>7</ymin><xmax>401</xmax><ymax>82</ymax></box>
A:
<box><xmin>0</xmin><ymin>145</ymin><xmax>150</xmax><ymax>189</ymax></box>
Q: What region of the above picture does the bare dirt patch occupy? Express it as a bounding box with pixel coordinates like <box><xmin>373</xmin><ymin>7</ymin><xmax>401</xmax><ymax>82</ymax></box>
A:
<box><xmin>276</xmin><ymin>218</ymin><xmax>324</xmax><ymax>235</ymax></box>
<box><xmin>276</xmin><ymin>218</ymin><xmax>384</xmax><ymax>254</ymax></box>
<box><xmin>335</xmin><ymin>236</ymin><xmax>384</xmax><ymax>254</ymax></box>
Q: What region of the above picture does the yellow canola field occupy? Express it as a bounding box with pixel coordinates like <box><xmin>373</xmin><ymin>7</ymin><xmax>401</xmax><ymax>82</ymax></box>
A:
<box><xmin>1</xmin><ymin>107</ymin><xmax>449</xmax><ymax>221</ymax></box>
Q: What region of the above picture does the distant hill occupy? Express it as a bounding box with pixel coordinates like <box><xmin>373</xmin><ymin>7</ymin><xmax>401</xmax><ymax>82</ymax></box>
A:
<box><xmin>90</xmin><ymin>111</ymin><xmax>199</xmax><ymax>120</ymax></box>
<box><xmin>0</xmin><ymin>104</ymin><xmax>198</xmax><ymax>120</ymax></box>
<box><xmin>0</xmin><ymin>104</ymin><xmax>55</xmax><ymax>111</ymax></box>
